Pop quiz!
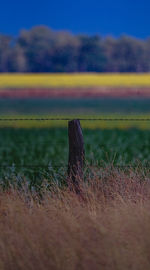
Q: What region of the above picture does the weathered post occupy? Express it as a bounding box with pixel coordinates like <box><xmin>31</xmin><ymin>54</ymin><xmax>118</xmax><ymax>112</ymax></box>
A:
<box><xmin>68</xmin><ymin>119</ymin><xmax>85</xmax><ymax>192</ymax></box>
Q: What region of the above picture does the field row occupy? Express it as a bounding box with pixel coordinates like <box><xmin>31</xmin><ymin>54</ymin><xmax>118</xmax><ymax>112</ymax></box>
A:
<box><xmin>0</xmin><ymin>127</ymin><xmax>149</xmax><ymax>188</ymax></box>
<box><xmin>1</xmin><ymin>73</ymin><xmax>150</xmax><ymax>88</ymax></box>
<box><xmin>1</xmin><ymin>98</ymin><xmax>150</xmax><ymax>115</ymax></box>
<box><xmin>1</xmin><ymin>87</ymin><xmax>150</xmax><ymax>98</ymax></box>
<box><xmin>0</xmin><ymin>115</ymin><xmax>150</xmax><ymax>129</ymax></box>
<box><xmin>0</xmin><ymin>128</ymin><xmax>149</xmax><ymax>167</ymax></box>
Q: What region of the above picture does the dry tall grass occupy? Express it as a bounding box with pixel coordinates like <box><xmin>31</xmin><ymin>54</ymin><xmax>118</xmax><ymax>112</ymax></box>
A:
<box><xmin>1</xmin><ymin>169</ymin><xmax>150</xmax><ymax>269</ymax></box>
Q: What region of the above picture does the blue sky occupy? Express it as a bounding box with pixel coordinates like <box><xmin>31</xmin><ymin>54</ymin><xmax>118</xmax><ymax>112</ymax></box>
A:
<box><xmin>0</xmin><ymin>0</ymin><xmax>150</xmax><ymax>38</ymax></box>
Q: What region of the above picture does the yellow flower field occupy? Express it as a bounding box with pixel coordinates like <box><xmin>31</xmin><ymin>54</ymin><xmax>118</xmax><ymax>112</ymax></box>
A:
<box><xmin>1</xmin><ymin>73</ymin><xmax>150</xmax><ymax>88</ymax></box>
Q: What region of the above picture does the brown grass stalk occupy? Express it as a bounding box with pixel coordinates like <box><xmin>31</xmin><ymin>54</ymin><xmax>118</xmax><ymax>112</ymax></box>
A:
<box><xmin>0</xmin><ymin>169</ymin><xmax>150</xmax><ymax>269</ymax></box>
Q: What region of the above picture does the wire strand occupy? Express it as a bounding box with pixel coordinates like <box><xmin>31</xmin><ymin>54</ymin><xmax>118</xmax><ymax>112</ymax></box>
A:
<box><xmin>0</xmin><ymin>118</ymin><xmax>150</xmax><ymax>121</ymax></box>
<box><xmin>0</xmin><ymin>165</ymin><xmax>150</xmax><ymax>168</ymax></box>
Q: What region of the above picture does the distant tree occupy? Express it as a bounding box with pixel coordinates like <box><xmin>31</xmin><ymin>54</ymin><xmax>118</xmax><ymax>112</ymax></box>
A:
<box><xmin>145</xmin><ymin>38</ymin><xmax>150</xmax><ymax>71</ymax></box>
<box><xmin>0</xmin><ymin>26</ymin><xmax>150</xmax><ymax>73</ymax></box>
<box><xmin>51</xmin><ymin>31</ymin><xmax>80</xmax><ymax>72</ymax></box>
<box><xmin>77</xmin><ymin>35</ymin><xmax>106</xmax><ymax>72</ymax></box>
<box><xmin>17</xmin><ymin>26</ymin><xmax>57</xmax><ymax>72</ymax></box>
<box><xmin>0</xmin><ymin>35</ymin><xmax>12</xmax><ymax>72</ymax></box>
<box><xmin>14</xmin><ymin>46</ymin><xmax>27</xmax><ymax>72</ymax></box>
<box><xmin>102</xmin><ymin>36</ymin><xmax>117</xmax><ymax>71</ymax></box>
<box><xmin>104</xmin><ymin>35</ymin><xmax>149</xmax><ymax>72</ymax></box>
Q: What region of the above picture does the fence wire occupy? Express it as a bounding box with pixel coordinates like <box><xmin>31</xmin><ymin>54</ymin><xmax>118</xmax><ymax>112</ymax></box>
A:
<box><xmin>0</xmin><ymin>118</ymin><xmax>150</xmax><ymax>121</ymax></box>
<box><xmin>1</xmin><ymin>165</ymin><xmax>150</xmax><ymax>168</ymax></box>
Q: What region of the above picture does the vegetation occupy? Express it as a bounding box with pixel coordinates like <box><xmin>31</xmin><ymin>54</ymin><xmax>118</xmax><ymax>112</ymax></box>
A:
<box><xmin>0</xmin><ymin>115</ymin><xmax>150</xmax><ymax>129</ymax></box>
<box><xmin>1</xmin><ymin>97</ymin><xmax>150</xmax><ymax>115</ymax></box>
<box><xmin>0</xmin><ymin>72</ymin><xmax>149</xmax><ymax>268</ymax></box>
<box><xmin>1</xmin><ymin>170</ymin><xmax>150</xmax><ymax>270</ymax></box>
<box><xmin>1</xmin><ymin>35</ymin><xmax>150</xmax><ymax>268</ymax></box>
<box><xmin>0</xmin><ymin>128</ymin><xmax>150</xmax><ymax>189</ymax></box>
<box><xmin>1</xmin><ymin>73</ymin><xmax>150</xmax><ymax>88</ymax></box>
<box><xmin>1</xmin><ymin>26</ymin><xmax>150</xmax><ymax>73</ymax></box>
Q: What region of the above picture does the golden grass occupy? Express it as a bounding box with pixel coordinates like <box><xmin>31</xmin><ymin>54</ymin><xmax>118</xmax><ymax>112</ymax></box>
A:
<box><xmin>1</xmin><ymin>73</ymin><xmax>150</xmax><ymax>88</ymax></box>
<box><xmin>1</xmin><ymin>169</ymin><xmax>150</xmax><ymax>269</ymax></box>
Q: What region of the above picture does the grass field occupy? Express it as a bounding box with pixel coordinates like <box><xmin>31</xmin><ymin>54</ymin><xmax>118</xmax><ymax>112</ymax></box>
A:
<box><xmin>1</xmin><ymin>171</ymin><xmax>150</xmax><ymax>270</ymax></box>
<box><xmin>1</xmin><ymin>73</ymin><xmax>150</xmax><ymax>269</ymax></box>
<box><xmin>1</xmin><ymin>73</ymin><xmax>150</xmax><ymax>88</ymax></box>
<box><xmin>0</xmin><ymin>128</ymin><xmax>150</xmax><ymax>189</ymax></box>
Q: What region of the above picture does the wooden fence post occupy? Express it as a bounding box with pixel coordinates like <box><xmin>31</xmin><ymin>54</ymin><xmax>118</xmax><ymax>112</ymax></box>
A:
<box><xmin>68</xmin><ymin>119</ymin><xmax>85</xmax><ymax>192</ymax></box>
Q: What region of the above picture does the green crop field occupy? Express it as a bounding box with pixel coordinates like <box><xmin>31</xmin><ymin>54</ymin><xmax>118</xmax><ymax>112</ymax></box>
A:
<box><xmin>1</xmin><ymin>98</ymin><xmax>150</xmax><ymax>115</ymax></box>
<box><xmin>0</xmin><ymin>128</ymin><xmax>150</xmax><ymax>189</ymax></box>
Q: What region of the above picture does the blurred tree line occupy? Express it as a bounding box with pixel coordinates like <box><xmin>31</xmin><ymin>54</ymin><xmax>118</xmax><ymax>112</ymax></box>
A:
<box><xmin>0</xmin><ymin>26</ymin><xmax>150</xmax><ymax>72</ymax></box>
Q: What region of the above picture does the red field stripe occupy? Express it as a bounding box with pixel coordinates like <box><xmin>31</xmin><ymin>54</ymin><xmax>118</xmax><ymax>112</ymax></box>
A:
<box><xmin>1</xmin><ymin>87</ymin><xmax>150</xmax><ymax>98</ymax></box>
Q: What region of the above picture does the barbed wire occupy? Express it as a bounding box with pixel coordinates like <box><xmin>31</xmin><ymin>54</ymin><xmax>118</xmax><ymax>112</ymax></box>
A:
<box><xmin>0</xmin><ymin>165</ymin><xmax>64</xmax><ymax>168</ymax></box>
<box><xmin>0</xmin><ymin>118</ymin><xmax>150</xmax><ymax>121</ymax></box>
<box><xmin>0</xmin><ymin>164</ymin><xmax>150</xmax><ymax>168</ymax></box>
<box><xmin>0</xmin><ymin>143</ymin><xmax>149</xmax><ymax>147</ymax></box>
